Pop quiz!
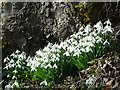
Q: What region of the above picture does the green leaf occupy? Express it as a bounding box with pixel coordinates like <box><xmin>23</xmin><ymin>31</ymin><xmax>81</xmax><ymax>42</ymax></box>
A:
<box><xmin>72</xmin><ymin>57</ymin><xmax>85</xmax><ymax>70</ymax></box>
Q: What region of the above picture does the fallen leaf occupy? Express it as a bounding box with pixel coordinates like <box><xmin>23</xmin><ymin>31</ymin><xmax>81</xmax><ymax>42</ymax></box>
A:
<box><xmin>106</xmin><ymin>79</ymin><xmax>114</xmax><ymax>86</ymax></box>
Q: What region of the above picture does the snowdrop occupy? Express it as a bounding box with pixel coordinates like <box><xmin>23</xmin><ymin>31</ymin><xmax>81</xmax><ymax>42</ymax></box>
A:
<box><xmin>80</xmin><ymin>48</ymin><xmax>85</xmax><ymax>52</ymax></box>
<box><xmin>84</xmin><ymin>24</ymin><xmax>91</xmax><ymax>34</ymax></box>
<box><xmin>36</xmin><ymin>50</ymin><xmax>43</xmax><ymax>56</ymax></box>
<box><xmin>5</xmin><ymin>84</ymin><xmax>11</xmax><ymax>88</ymax></box>
<box><xmin>104</xmin><ymin>25</ymin><xmax>113</xmax><ymax>33</ymax></box>
<box><xmin>44</xmin><ymin>64</ymin><xmax>52</xmax><ymax>69</ymax></box>
<box><xmin>87</xmin><ymin>42</ymin><xmax>94</xmax><ymax>47</ymax></box>
<box><xmin>59</xmin><ymin>42</ymin><xmax>65</xmax><ymax>49</ymax></box>
<box><xmin>85</xmin><ymin>46</ymin><xmax>92</xmax><ymax>52</ymax></box>
<box><xmin>4</xmin><ymin>57</ymin><xmax>10</xmax><ymax>63</ymax></box>
<box><xmin>17</xmin><ymin>63</ymin><xmax>21</xmax><ymax>68</ymax></box>
<box><xmin>15</xmin><ymin>50</ymin><xmax>20</xmax><ymax>54</ymax></box>
<box><xmin>95</xmin><ymin>36</ymin><xmax>102</xmax><ymax>43</ymax></box>
<box><xmin>12</xmin><ymin>76</ymin><xmax>17</xmax><ymax>79</ymax></box>
<box><xmin>10</xmin><ymin>59</ymin><xmax>14</xmax><ymax>63</ymax></box>
<box><xmin>31</xmin><ymin>65</ymin><xmax>37</xmax><ymax>71</ymax></box>
<box><xmin>18</xmin><ymin>53</ymin><xmax>25</xmax><ymax>60</ymax></box>
<box><xmin>103</xmin><ymin>40</ymin><xmax>110</xmax><ymax>45</ymax></box>
<box><xmin>94</xmin><ymin>21</ymin><xmax>103</xmax><ymax>28</ymax></box>
<box><xmin>10</xmin><ymin>53</ymin><xmax>17</xmax><ymax>58</ymax></box>
<box><xmin>94</xmin><ymin>21</ymin><xmax>103</xmax><ymax>33</ymax></box>
<box><xmin>62</xmin><ymin>43</ymin><xmax>68</xmax><ymax>50</ymax></box>
<box><xmin>40</xmin><ymin>80</ymin><xmax>48</xmax><ymax>86</ymax></box>
<box><xmin>13</xmin><ymin>70</ymin><xmax>17</xmax><ymax>74</ymax></box>
<box><xmin>72</xmin><ymin>40</ymin><xmax>78</xmax><ymax>46</ymax></box>
<box><xmin>67</xmin><ymin>46</ymin><xmax>75</xmax><ymax>53</ymax></box>
<box><xmin>43</xmin><ymin>46</ymin><xmax>51</xmax><ymax>52</ymax></box>
<box><xmin>3</xmin><ymin>65</ymin><xmax>8</xmax><ymax>70</ymax></box>
<box><xmin>7</xmin><ymin>81</ymin><xmax>19</xmax><ymax>88</ymax></box>
<box><xmin>63</xmin><ymin>51</ymin><xmax>70</xmax><ymax>56</ymax></box>
<box><xmin>50</xmin><ymin>54</ymin><xmax>59</xmax><ymax>62</ymax></box>
<box><xmin>7</xmin><ymin>74</ymin><xmax>10</xmax><ymax>77</ymax></box>
<box><xmin>73</xmin><ymin>49</ymin><xmax>81</xmax><ymax>56</ymax></box>
<box><xmin>27</xmin><ymin>57</ymin><xmax>40</xmax><ymax>71</ymax></box>
<box><xmin>53</xmin><ymin>64</ymin><xmax>58</xmax><ymax>68</ymax></box>
<box><xmin>104</xmin><ymin>19</ymin><xmax>111</xmax><ymax>26</ymax></box>
<box><xmin>103</xmin><ymin>20</ymin><xmax>112</xmax><ymax>33</ymax></box>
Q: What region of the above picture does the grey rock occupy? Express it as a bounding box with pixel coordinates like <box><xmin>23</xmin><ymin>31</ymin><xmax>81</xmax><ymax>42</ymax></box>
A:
<box><xmin>2</xmin><ymin>2</ymin><xmax>80</xmax><ymax>56</ymax></box>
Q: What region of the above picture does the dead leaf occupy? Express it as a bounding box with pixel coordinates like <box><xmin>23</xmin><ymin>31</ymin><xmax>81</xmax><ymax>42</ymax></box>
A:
<box><xmin>103</xmin><ymin>85</ymin><xmax>112</xmax><ymax>90</ymax></box>
<box><xmin>106</xmin><ymin>79</ymin><xmax>114</xmax><ymax>86</ymax></box>
<box><xmin>112</xmin><ymin>82</ymin><xmax>119</xmax><ymax>89</ymax></box>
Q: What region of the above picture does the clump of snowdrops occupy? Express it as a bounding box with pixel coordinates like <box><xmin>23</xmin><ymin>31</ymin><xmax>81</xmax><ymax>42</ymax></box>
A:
<box><xmin>3</xmin><ymin>20</ymin><xmax>113</xmax><ymax>88</ymax></box>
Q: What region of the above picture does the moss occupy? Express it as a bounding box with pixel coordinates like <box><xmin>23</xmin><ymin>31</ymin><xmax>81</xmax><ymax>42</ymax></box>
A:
<box><xmin>72</xmin><ymin>2</ymin><xmax>104</xmax><ymax>25</ymax></box>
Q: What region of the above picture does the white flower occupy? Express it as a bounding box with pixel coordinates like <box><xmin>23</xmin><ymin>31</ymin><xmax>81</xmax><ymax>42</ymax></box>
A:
<box><xmin>28</xmin><ymin>59</ymin><xmax>40</xmax><ymax>71</ymax></box>
<box><xmin>47</xmin><ymin>43</ymin><xmax>53</xmax><ymax>48</ymax></box>
<box><xmin>36</xmin><ymin>50</ymin><xmax>43</xmax><ymax>56</ymax></box>
<box><xmin>10</xmin><ymin>53</ymin><xmax>17</xmax><ymax>58</ymax></box>
<box><xmin>104</xmin><ymin>19</ymin><xmax>112</xmax><ymax>33</ymax></box>
<box><xmin>45</xmin><ymin>64</ymin><xmax>52</xmax><ymax>69</ymax></box>
<box><xmin>13</xmin><ymin>81</ymin><xmax>19</xmax><ymax>87</ymax></box>
<box><xmin>67</xmin><ymin>38</ymin><xmax>74</xmax><ymax>44</ymax></box>
<box><xmin>7</xmin><ymin>74</ymin><xmax>10</xmax><ymax>77</ymax></box>
<box><xmin>94</xmin><ymin>21</ymin><xmax>103</xmax><ymax>33</ymax></box>
<box><xmin>104</xmin><ymin>25</ymin><xmax>113</xmax><ymax>33</ymax></box>
<box><xmin>85</xmin><ymin>46</ymin><xmax>92</xmax><ymax>52</ymax></box>
<box><xmin>95</xmin><ymin>36</ymin><xmax>102</xmax><ymax>43</ymax></box>
<box><xmin>43</xmin><ymin>56</ymin><xmax>49</xmax><ymax>63</ymax></box>
<box><xmin>8</xmin><ymin>63</ymin><xmax>15</xmax><ymax>68</ymax></box>
<box><xmin>78</xmin><ymin>31</ymin><xmax>83</xmax><ymax>36</ymax></box>
<box><xmin>4</xmin><ymin>57</ymin><xmax>10</xmax><ymax>63</ymax></box>
<box><xmin>104</xmin><ymin>19</ymin><xmax>111</xmax><ymax>26</ymax></box>
<box><xmin>12</xmin><ymin>76</ymin><xmax>16</xmax><ymax>79</ymax></box>
<box><xmin>40</xmin><ymin>80</ymin><xmax>48</xmax><ymax>86</ymax></box>
<box><xmin>15</xmin><ymin>50</ymin><xmax>20</xmax><ymax>54</ymax></box>
<box><xmin>17</xmin><ymin>64</ymin><xmax>21</xmax><ymax>68</ymax></box>
<box><xmin>103</xmin><ymin>40</ymin><xmax>110</xmax><ymax>45</ymax></box>
<box><xmin>4</xmin><ymin>66</ymin><xmax>8</xmax><ymax>70</ymax></box>
<box><xmin>67</xmin><ymin>46</ymin><xmax>75</xmax><ymax>53</ymax></box>
<box><xmin>80</xmin><ymin>48</ymin><xmax>85</xmax><ymax>52</ymax></box>
<box><xmin>10</xmin><ymin>59</ymin><xmax>14</xmax><ymax>63</ymax></box>
<box><xmin>60</xmin><ymin>42</ymin><xmax>68</xmax><ymax>50</ymax></box>
<box><xmin>59</xmin><ymin>42</ymin><xmax>64</xmax><ymax>49</ymax></box>
<box><xmin>31</xmin><ymin>65</ymin><xmax>37</xmax><ymax>71</ymax></box>
<box><xmin>63</xmin><ymin>51</ymin><xmax>70</xmax><ymax>56</ymax></box>
<box><xmin>27</xmin><ymin>62</ymin><xmax>31</xmax><ymax>67</ymax></box>
<box><xmin>78</xmin><ymin>25</ymin><xmax>84</xmax><ymax>32</ymax></box>
<box><xmin>73</xmin><ymin>51</ymin><xmax>80</xmax><ymax>56</ymax></box>
<box><xmin>96</xmin><ymin>39</ymin><xmax>102</xmax><ymax>43</ymax></box>
<box><xmin>72</xmin><ymin>41</ymin><xmax>78</xmax><ymax>45</ymax></box>
<box><xmin>5</xmin><ymin>84</ymin><xmax>11</xmax><ymax>88</ymax></box>
<box><xmin>18</xmin><ymin>54</ymin><xmax>24</xmax><ymax>60</ymax></box>
<box><xmin>13</xmin><ymin>70</ymin><xmax>17</xmax><ymax>73</ymax></box>
<box><xmin>54</xmin><ymin>57</ymin><xmax>59</xmax><ymax>62</ymax></box>
<box><xmin>53</xmin><ymin>64</ymin><xmax>58</xmax><ymax>68</ymax></box>
<box><xmin>81</xmin><ymin>41</ymin><xmax>88</xmax><ymax>47</ymax></box>
<box><xmin>90</xmin><ymin>32</ymin><xmax>97</xmax><ymax>37</ymax></box>
<box><xmin>84</xmin><ymin>24</ymin><xmax>91</xmax><ymax>33</ymax></box>
<box><xmin>87</xmin><ymin>42</ymin><xmax>94</xmax><ymax>47</ymax></box>
<box><xmin>94</xmin><ymin>21</ymin><xmax>102</xmax><ymax>28</ymax></box>
<box><xmin>43</xmin><ymin>46</ymin><xmax>50</xmax><ymax>52</ymax></box>
<box><xmin>16</xmin><ymin>60</ymin><xmax>20</xmax><ymax>64</ymax></box>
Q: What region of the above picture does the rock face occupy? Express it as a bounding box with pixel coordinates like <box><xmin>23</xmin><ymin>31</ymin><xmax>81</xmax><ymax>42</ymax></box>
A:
<box><xmin>2</xmin><ymin>2</ymin><xmax>80</xmax><ymax>57</ymax></box>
